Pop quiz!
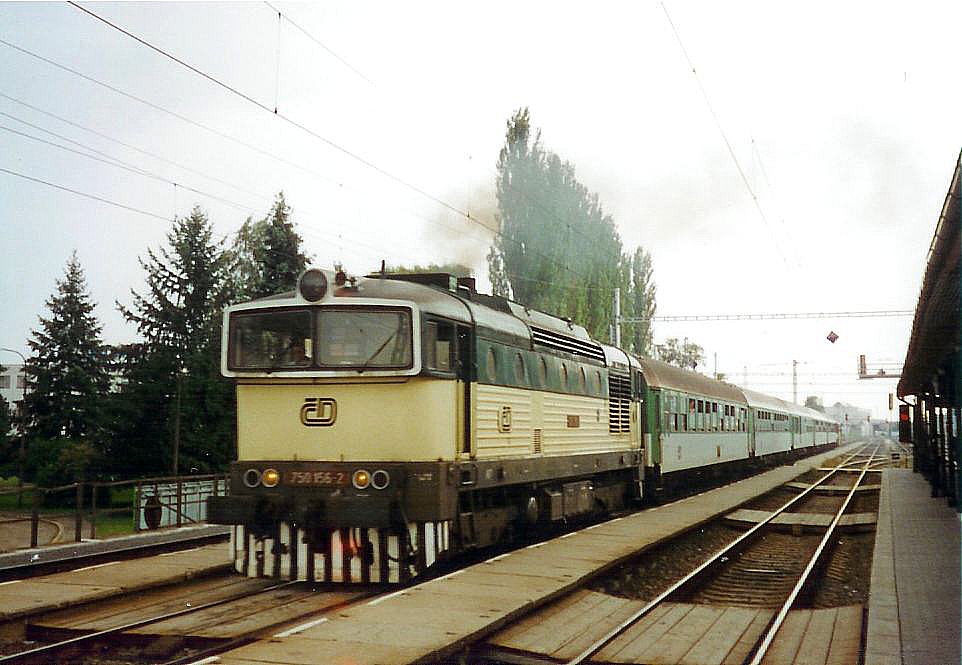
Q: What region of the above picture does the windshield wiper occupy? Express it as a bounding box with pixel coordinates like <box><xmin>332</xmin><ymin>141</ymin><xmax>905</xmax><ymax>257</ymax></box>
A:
<box><xmin>358</xmin><ymin>322</ymin><xmax>403</xmax><ymax>373</ymax></box>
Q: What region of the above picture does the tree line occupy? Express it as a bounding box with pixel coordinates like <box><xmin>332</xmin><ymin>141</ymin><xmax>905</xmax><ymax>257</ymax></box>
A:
<box><xmin>0</xmin><ymin>193</ymin><xmax>307</xmax><ymax>484</ymax></box>
<box><xmin>0</xmin><ymin>109</ymin><xmax>703</xmax><ymax>486</ymax></box>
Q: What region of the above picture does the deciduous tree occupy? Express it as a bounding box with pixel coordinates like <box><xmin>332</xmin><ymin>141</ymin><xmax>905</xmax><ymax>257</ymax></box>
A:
<box><xmin>487</xmin><ymin>108</ymin><xmax>632</xmax><ymax>341</ymax></box>
<box><xmin>624</xmin><ymin>247</ymin><xmax>656</xmax><ymax>356</ymax></box>
<box><xmin>656</xmin><ymin>337</ymin><xmax>705</xmax><ymax>371</ymax></box>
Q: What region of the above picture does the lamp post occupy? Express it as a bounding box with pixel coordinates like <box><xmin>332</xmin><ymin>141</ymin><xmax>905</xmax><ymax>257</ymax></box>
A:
<box><xmin>172</xmin><ymin>364</ymin><xmax>187</xmax><ymax>477</ymax></box>
<box><xmin>1</xmin><ymin>348</ymin><xmax>27</xmax><ymax>507</ymax></box>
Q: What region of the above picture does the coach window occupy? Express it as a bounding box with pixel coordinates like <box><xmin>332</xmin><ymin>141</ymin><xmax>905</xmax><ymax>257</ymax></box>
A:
<box><xmin>561</xmin><ymin>363</ymin><xmax>569</xmax><ymax>389</ymax></box>
<box><xmin>538</xmin><ymin>356</ymin><xmax>548</xmax><ymax>386</ymax></box>
<box><xmin>578</xmin><ymin>367</ymin><xmax>587</xmax><ymax>393</ymax></box>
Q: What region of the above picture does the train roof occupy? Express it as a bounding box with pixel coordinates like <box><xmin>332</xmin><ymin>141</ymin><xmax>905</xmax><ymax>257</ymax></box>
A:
<box><xmin>634</xmin><ymin>356</ymin><xmax>747</xmax><ymax>404</ymax></box>
<box><xmin>738</xmin><ymin>388</ymin><xmax>838</xmax><ymax>422</ymax></box>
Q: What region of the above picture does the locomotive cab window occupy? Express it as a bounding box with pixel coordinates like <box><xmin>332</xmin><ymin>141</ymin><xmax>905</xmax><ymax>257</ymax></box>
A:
<box><xmin>229</xmin><ymin>309</ymin><xmax>313</xmax><ymax>370</ymax></box>
<box><xmin>317</xmin><ymin>308</ymin><xmax>412</xmax><ymax>369</ymax></box>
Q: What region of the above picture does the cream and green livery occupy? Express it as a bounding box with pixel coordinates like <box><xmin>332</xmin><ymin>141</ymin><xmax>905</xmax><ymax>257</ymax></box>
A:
<box><xmin>208</xmin><ymin>269</ymin><xmax>838</xmax><ymax>583</ymax></box>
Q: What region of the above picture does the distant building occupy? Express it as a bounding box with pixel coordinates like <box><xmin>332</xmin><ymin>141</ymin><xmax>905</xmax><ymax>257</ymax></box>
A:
<box><xmin>0</xmin><ymin>363</ymin><xmax>26</xmax><ymax>432</ymax></box>
<box><xmin>824</xmin><ymin>402</ymin><xmax>873</xmax><ymax>438</ymax></box>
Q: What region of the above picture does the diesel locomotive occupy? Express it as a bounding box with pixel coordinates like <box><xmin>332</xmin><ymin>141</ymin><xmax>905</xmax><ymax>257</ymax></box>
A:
<box><xmin>208</xmin><ymin>268</ymin><xmax>839</xmax><ymax>583</ymax></box>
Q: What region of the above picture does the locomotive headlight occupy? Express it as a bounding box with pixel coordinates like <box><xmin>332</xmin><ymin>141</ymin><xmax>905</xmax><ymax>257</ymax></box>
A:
<box><xmin>352</xmin><ymin>469</ymin><xmax>370</xmax><ymax>489</ymax></box>
<box><xmin>298</xmin><ymin>269</ymin><xmax>328</xmax><ymax>302</ymax></box>
<box><xmin>243</xmin><ymin>468</ymin><xmax>262</xmax><ymax>488</ymax></box>
<box><xmin>371</xmin><ymin>469</ymin><xmax>390</xmax><ymax>490</ymax></box>
<box><xmin>261</xmin><ymin>468</ymin><xmax>280</xmax><ymax>488</ymax></box>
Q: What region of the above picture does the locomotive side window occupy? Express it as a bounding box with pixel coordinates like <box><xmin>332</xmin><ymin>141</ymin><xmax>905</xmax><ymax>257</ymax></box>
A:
<box><xmin>486</xmin><ymin>347</ymin><xmax>498</xmax><ymax>381</ymax></box>
<box><xmin>424</xmin><ymin>320</ymin><xmax>454</xmax><ymax>373</ymax></box>
<box><xmin>229</xmin><ymin>309</ymin><xmax>313</xmax><ymax>369</ymax></box>
<box><xmin>514</xmin><ymin>353</ymin><xmax>525</xmax><ymax>384</ymax></box>
<box><xmin>317</xmin><ymin>308</ymin><xmax>412</xmax><ymax>369</ymax></box>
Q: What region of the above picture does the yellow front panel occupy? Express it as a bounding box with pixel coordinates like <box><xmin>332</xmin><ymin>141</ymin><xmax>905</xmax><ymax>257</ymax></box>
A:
<box><xmin>236</xmin><ymin>378</ymin><xmax>457</xmax><ymax>462</ymax></box>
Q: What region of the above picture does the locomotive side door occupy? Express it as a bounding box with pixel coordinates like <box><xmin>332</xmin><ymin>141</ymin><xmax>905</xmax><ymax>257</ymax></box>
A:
<box><xmin>457</xmin><ymin>325</ymin><xmax>474</xmax><ymax>457</ymax></box>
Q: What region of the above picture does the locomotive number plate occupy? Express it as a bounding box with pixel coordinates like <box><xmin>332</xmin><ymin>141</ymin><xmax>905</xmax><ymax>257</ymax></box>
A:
<box><xmin>287</xmin><ymin>470</ymin><xmax>348</xmax><ymax>486</ymax></box>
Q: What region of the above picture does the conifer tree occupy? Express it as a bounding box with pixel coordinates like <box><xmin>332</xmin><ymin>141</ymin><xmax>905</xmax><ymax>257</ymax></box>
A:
<box><xmin>116</xmin><ymin>207</ymin><xmax>234</xmax><ymax>474</ymax></box>
<box><xmin>228</xmin><ymin>193</ymin><xmax>309</xmax><ymax>300</ymax></box>
<box><xmin>24</xmin><ymin>253</ymin><xmax>110</xmax><ymax>440</ymax></box>
<box><xmin>259</xmin><ymin>192</ymin><xmax>309</xmax><ymax>297</ymax></box>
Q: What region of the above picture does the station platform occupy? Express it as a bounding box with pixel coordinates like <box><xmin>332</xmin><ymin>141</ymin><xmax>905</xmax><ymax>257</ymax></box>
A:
<box><xmin>0</xmin><ymin>524</ymin><xmax>229</xmax><ymax>575</ymax></box>
<box><xmin>865</xmin><ymin>468</ymin><xmax>961</xmax><ymax>665</ymax></box>
<box><xmin>213</xmin><ymin>444</ymin><xmax>855</xmax><ymax>665</ymax></box>
<box><xmin>0</xmin><ymin>542</ymin><xmax>230</xmax><ymax>622</ymax></box>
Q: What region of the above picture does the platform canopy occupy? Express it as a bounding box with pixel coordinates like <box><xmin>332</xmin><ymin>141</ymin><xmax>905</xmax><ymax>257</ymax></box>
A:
<box><xmin>898</xmin><ymin>151</ymin><xmax>961</xmax><ymax>399</ymax></box>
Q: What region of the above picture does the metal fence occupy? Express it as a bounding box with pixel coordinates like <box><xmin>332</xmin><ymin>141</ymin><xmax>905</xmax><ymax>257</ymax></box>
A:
<box><xmin>0</xmin><ymin>474</ymin><xmax>229</xmax><ymax>553</ymax></box>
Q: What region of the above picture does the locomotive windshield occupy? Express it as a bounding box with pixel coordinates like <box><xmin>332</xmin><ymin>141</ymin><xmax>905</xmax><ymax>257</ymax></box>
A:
<box><xmin>228</xmin><ymin>306</ymin><xmax>412</xmax><ymax>371</ymax></box>
<box><xmin>317</xmin><ymin>308</ymin><xmax>412</xmax><ymax>369</ymax></box>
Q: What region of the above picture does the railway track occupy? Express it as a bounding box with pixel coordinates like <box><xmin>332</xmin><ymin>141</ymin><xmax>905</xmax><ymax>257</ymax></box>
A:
<box><xmin>472</xmin><ymin>441</ymin><xmax>887</xmax><ymax>665</ymax></box>
<box><xmin>0</xmin><ymin>574</ymin><xmax>378</xmax><ymax>665</ymax></box>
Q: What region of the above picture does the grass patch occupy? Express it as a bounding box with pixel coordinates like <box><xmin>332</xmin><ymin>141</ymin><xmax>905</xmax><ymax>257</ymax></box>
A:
<box><xmin>93</xmin><ymin>511</ymin><xmax>136</xmax><ymax>538</ymax></box>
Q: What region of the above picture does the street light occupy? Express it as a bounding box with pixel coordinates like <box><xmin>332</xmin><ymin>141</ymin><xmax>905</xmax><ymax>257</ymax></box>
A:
<box><xmin>1</xmin><ymin>348</ymin><xmax>27</xmax><ymax>507</ymax></box>
<box><xmin>172</xmin><ymin>363</ymin><xmax>188</xmax><ymax>477</ymax></box>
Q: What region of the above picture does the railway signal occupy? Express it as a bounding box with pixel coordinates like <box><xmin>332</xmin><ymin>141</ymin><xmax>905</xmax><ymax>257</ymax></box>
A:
<box><xmin>898</xmin><ymin>404</ymin><xmax>912</xmax><ymax>443</ymax></box>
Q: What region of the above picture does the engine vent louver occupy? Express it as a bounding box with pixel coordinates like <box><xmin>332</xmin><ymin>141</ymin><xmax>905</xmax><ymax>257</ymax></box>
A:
<box><xmin>533</xmin><ymin>428</ymin><xmax>543</xmax><ymax>454</ymax></box>
<box><xmin>608</xmin><ymin>373</ymin><xmax>631</xmax><ymax>434</ymax></box>
<box><xmin>530</xmin><ymin>326</ymin><xmax>606</xmax><ymax>363</ymax></box>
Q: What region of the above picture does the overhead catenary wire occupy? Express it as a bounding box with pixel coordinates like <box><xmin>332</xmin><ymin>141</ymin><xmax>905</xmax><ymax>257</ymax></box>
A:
<box><xmin>660</xmin><ymin>2</ymin><xmax>789</xmax><ymax>266</ymax></box>
<box><xmin>0</xmin><ymin>159</ymin><xmax>425</xmax><ymax>269</ymax></box>
<box><xmin>256</xmin><ymin>2</ymin><xmax>634</xmax><ymax>277</ymax></box>
<box><xmin>64</xmin><ymin>2</ymin><xmax>611</xmax><ymax>291</ymax></box>
<box><xmin>263</xmin><ymin>1</ymin><xmax>375</xmax><ymax>86</ymax></box>
<box><xmin>0</xmin><ymin>166</ymin><xmax>170</xmax><ymax>222</ymax></box>
<box><xmin>0</xmin><ymin>30</ymin><xmax>595</xmax><ymax>292</ymax></box>
<box><xmin>0</xmin><ymin>107</ymin><xmax>429</xmax><ymax>263</ymax></box>
<box><xmin>634</xmin><ymin>310</ymin><xmax>914</xmax><ymax>322</ymax></box>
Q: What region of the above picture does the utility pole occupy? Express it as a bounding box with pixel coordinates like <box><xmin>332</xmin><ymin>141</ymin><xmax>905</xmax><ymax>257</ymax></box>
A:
<box><xmin>792</xmin><ymin>359</ymin><xmax>798</xmax><ymax>404</ymax></box>
<box><xmin>612</xmin><ymin>287</ymin><xmax>622</xmax><ymax>348</ymax></box>
<box><xmin>714</xmin><ymin>352</ymin><xmax>718</xmax><ymax>379</ymax></box>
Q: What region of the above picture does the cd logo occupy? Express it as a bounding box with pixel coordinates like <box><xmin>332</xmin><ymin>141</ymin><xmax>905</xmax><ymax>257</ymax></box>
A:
<box><xmin>301</xmin><ymin>398</ymin><xmax>337</xmax><ymax>427</ymax></box>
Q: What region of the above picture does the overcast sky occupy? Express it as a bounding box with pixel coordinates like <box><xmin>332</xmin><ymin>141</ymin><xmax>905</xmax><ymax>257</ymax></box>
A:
<box><xmin>1</xmin><ymin>1</ymin><xmax>959</xmax><ymax>419</ymax></box>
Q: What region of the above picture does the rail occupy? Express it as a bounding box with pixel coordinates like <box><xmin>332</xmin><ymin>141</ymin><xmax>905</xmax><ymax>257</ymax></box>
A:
<box><xmin>747</xmin><ymin>442</ymin><xmax>881</xmax><ymax>664</ymax></box>
<box><xmin>564</xmin><ymin>442</ymin><xmax>878</xmax><ymax>665</ymax></box>
<box><xmin>0</xmin><ymin>580</ymin><xmax>300</xmax><ymax>665</ymax></box>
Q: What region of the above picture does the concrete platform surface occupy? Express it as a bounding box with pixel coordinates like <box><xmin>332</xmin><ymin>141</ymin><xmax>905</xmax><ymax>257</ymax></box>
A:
<box><xmin>865</xmin><ymin>468</ymin><xmax>961</xmax><ymax>665</ymax></box>
<box><xmin>214</xmin><ymin>444</ymin><xmax>856</xmax><ymax>665</ymax></box>
<box><xmin>0</xmin><ymin>542</ymin><xmax>230</xmax><ymax>621</ymax></box>
<box><xmin>0</xmin><ymin>524</ymin><xmax>230</xmax><ymax>573</ymax></box>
